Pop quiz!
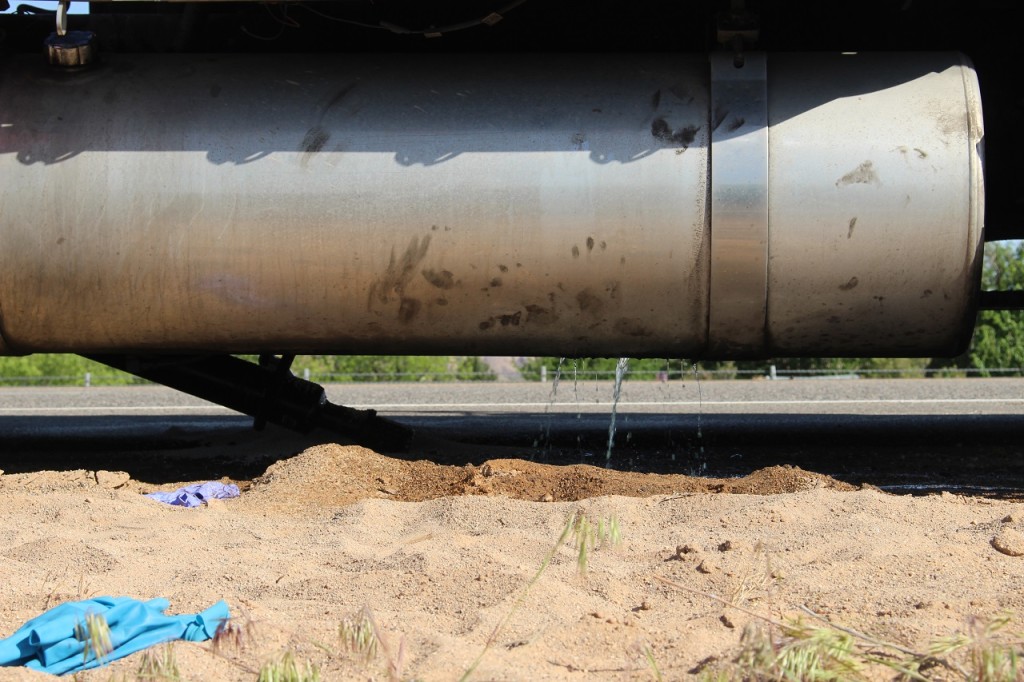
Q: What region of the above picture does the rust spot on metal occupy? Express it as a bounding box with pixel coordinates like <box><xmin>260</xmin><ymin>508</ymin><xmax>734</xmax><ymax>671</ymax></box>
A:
<box><xmin>479</xmin><ymin>319</ymin><xmax>495</xmax><ymax>331</ymax></box>
<box><xmin>586</xmin><ymin>237</ymin><xmax>595</xmax><ymax>252</ymax></box>
<box><xmin>435</xmin><ymin>298</ymin><xmax>448</xmax><ymax>306</ymax></box>
<box><xmin>498</xmin><ymin>264</ymin><xmax>509</xmax><ymax>273</ymax></box>
<box><xmin>847</xmin><ymin>217</ymin><xmax>857</xmax><ymax>239</ymax></box>
<box><xmin>571</xmin><ymin>246</ymin><xmax>580</xmax><ymax>258</ymax></box>
<box><xmin>490</xmin><ymin>277</ymin><xmax>503</xmax><ymax>287</ymax></box>
<box><xmin>838</xmin><ymin>277</ymin><xmax>859</xmax><ymax>291</ymax></box>
<box><xmin>921</xmin><ymin>289</ymin><xmax>933</xmax><ymax>298</ymax></box>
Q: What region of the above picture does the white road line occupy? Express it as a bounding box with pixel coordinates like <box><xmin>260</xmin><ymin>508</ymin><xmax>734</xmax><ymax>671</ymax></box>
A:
<box><xmin>352</xmin><ymin>398</ymin><xmax>1024</xmax><ymax>409</ymax></box>
<box><xmin>2</xmin><ymin>397</ymin><xmax>1021</xmax><ymax>413</ymax></box>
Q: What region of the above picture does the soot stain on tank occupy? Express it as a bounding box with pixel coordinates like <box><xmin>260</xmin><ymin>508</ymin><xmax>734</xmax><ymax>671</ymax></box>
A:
<box><xmin>838</xmin><ymin>277</ymin><xmax>859</xmax><ymax>291</ymax></box>
<box><xmin>398</xmin><ymin>298</ymin><xmax>421</xmax><ymax>323</ymax></box>
<box><xmin>726</xmin><ymin>116</ymin><xmax>745</xmax><ymax>132</ymax></box>
<box><xmin>498</xmin><ymin>311</ymin><xmax>521</xmax><ymax>327</ymax></box>
<box><xmin>576</xmin><ymin>289</ymin><xmax>604</xmax><ymax>315</ymax></box>
<box><xmin>526</xmin><ymin>304</ymin><xmax>558</xmax><ymax>325</ymax></box>
<box><xmin>421</xmin><ymin>268</ymin><xmax>455</xmax><ymax>290</ymax></box>
<box><xmin>614</xmin><ymin>318</ymin><xmax>652</xmax><ymax>337</ymax></box>
<box><xmin>368</xmin><ymin>235</ymin><xmax>431</xmax><ymax>309</ymax></box>
<box><xmin>650</xmin><ymin>118</ymin><xmax>700</xmax><ymax>148</ymax></box>
<box><xmin>300</xmin><ymin>126</ymin><xmax>330</xmax><ymax>168</ymax></box>
<box><xmin>479</xmin><ymin>312</ymin><xmax>522</xmax><ymax>330</ymax></box>
<box><xmin>836</xmin><ymin>161</ymin><xmax>879</xmax><ymax>187</ymax></box>
<box><xmin>651</xmin><ymin>89</ymin><xmax>662</xmax><ymax>110</ymax></box>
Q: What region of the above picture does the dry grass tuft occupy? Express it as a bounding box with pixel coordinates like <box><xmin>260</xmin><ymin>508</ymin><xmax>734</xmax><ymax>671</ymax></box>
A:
<box><xmin>256</xmin><ymin>651</ymin><xmax>320</xmax><ymax>682</ymax></box>
<box><xmin>75</xmin><ymin>611</ymin><xmax>113</xmax><ymax>667</ymax></box>
<box><xmin>134</xmin><ymin>644</ymin><xmax>181</xmax><ymax>681</ymax></box>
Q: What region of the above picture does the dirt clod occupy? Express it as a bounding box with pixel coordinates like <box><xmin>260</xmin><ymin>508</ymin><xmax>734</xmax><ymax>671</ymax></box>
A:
<box><xmin>95</xmin><ymin>470</ymin><xmax>131</xmax><ymax>489</ymax></box>
<box><xmin>991</xmin><ymin>527</ymin><xmax>1024</xmax><ymax>556</ymax></box>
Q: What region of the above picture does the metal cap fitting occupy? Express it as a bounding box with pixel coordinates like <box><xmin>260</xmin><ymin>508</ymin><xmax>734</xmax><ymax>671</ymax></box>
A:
<box><xmin>45</xmin><ymin>31</ymin><xmax>98</xmax><ymax>68</ymax></box>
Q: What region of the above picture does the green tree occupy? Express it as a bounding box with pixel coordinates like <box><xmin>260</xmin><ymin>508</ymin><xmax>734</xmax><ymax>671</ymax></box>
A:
<box><xmin>962</xmin><ymin>241</ymin><xmax>1024</xmax><ymax>375</ymax></box>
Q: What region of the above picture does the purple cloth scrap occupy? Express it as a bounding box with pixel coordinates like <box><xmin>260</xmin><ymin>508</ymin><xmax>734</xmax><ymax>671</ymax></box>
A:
<box><xmin>144</xmin><ymin>482</ymin><xmax>240</xmax><ymax>507</ymax></box>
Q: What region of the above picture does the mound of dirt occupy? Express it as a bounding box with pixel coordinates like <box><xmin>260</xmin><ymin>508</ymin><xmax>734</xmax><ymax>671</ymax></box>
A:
<box><xmin>243</xmin><ymin>444</ymin><xmax>855</xmax><ymax>511</ymax></box>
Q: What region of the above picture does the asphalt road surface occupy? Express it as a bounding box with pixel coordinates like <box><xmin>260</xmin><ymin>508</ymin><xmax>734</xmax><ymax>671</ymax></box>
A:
<box><xmin>1</xmin><ymin>378</ymin><xmax>1023</xmax><ymax>495</ymax></box>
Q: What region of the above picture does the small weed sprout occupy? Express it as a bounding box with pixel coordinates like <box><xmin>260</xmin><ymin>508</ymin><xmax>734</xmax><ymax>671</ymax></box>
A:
<box><xmin>74</xmin><ymin>611</ymin><xmax>113</xmax><ymax>667</ymax></box>
<box><xmin>135</xmin><ymin>644</ymin><xmax>182</xmax><ymax>681</ymax></box>
<box><xmin>642</xmin><ymin>646</ymin><xmax>664</xmax><ymax>682</ymax></box>
<box><xmin>257</xmin><ymin>651</ymin><xmax>320</xmax><ymax>682</ymax></box>
<box><xmin>338</xmin><ymin>608</ymin><xmax>378</xmax><ymax>663</ymax></box>
<box><xmin>570</xmin><ymin>512</ymin><xmax>622</xmax><ymax>573</ymax></box>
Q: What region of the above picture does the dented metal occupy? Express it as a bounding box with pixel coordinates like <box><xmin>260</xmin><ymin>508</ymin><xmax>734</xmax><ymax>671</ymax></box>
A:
<box><xmin>0</xmin><ymin>52</ymin><xmax>983</xmax><ymax>358</ymax></box>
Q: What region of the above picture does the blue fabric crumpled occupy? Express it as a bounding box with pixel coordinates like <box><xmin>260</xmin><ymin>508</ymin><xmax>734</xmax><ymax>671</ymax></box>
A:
<box><xmin>0</xmin><ymin>596</ymin><xmax>230</xmax><ymax>675</ymax></box>
<box><xmin>144</xmin><ymin>481</ymin><xmax>240</xmax><ymax>507</ymax></box>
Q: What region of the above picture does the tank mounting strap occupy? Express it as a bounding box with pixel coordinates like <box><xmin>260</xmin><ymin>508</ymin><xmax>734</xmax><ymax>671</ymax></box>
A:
<box><xmin>707</xmin><ymin>51</ymin><xmax>768</xmax><ymax>357</ymax></box>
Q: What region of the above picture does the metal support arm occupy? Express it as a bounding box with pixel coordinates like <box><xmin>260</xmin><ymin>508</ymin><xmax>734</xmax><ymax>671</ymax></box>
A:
<box><xmin>84</xmin><ymin>354</ymin><xmax>414</xmax><ymax>452</ymax></box>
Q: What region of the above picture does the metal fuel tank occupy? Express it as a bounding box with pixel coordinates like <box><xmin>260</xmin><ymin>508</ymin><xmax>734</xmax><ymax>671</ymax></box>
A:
<box><xmin>0</xmin><ymin>52</ymin><xmax>983</xmax><ymax>358</ymax></box>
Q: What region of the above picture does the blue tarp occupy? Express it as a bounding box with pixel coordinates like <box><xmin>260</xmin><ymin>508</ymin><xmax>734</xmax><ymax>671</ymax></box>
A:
<box><xmin>0</xmin><ymin>597</ymin><xmax>230</xmax><ymax>675</ymax></box>
<box><xmin>144</xmin><ymin>482</ymin><xmax>240</xmax><ymax>508</ymax></box>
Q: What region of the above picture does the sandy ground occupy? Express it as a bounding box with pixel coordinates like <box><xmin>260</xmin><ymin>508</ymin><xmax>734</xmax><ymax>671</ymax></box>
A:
<box><xmin>2</xmin><ymin>442</ymin><xmax>1024</xmax><ymax>680</ymax></box>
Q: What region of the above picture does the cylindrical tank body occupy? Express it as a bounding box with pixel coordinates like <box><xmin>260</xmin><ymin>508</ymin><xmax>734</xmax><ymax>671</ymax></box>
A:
<box><xmin>0</xmin><ymin>52</ymin><xmax>983</xmax><ymax>358</ymax></box>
